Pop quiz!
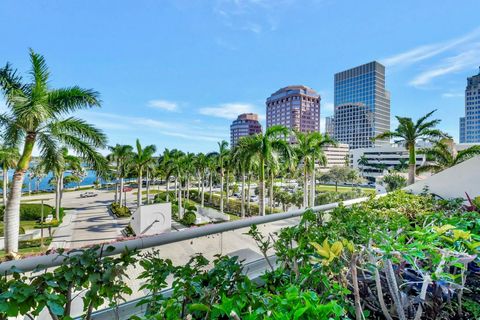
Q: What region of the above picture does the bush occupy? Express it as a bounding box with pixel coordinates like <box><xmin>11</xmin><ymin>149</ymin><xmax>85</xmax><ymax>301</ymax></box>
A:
<box><xmin>0</xmin><ymin>203</ymin><xmax>54</xmax><ymax>221</ymax></box>
<box><xmin>122</xmin><ymin>224</ymin><xmax>135</xmax><ymax>237</ymax></box>
<box><xmin>109</xmin><ymin>202</ymin><xmax>131</xmax><ymax>217</ymax></box>
<box><xmin>382</xmin><ymin>173</ymin><xmax>407</xmax><ymax>192</ymax></box>
<box><xmin>18</xmin><ymin>237</ymin><xmax>52</xmax><ymax>249</ymax></box>
<box><xmin>182</xmin><ymin>210</ymin><xmax>197</xmax><ymax>226</ymax></box>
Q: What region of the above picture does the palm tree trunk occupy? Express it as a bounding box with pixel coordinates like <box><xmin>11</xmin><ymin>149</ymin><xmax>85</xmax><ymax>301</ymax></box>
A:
<box><xmin>241</xmin><ymin>172</ymin><xmax>246</xmax><ymax>218</ymax></box>
<box><xmin>2</xmin><ymin>165</ymin><xmax>7</xmax><ymax>207</ymax></box>
<box><xmin>259</xmin><ymin>159</ymin><xmax>265</xmax><ymax>216</ymax></box>
<box><xmin>115</xmin><ymin>163</ymin><xmax>120</xmax><ymax>203</ymax></box>
<box><xmin>166</xmin><ymin>178</ymin><xmax>170</xmax><ymax>202</ymax></box>
<box><xmin>247</xmin><ymin>174</ymin><xmax>251</xmax><ymax>215</ymax></box>
<box><xmin>209</xmin><ymin>172</ymin><xmax>213</xmax><ymax>204</ymax></box>
<box><xmin>201</xmin><ymin>172</ymin><xmax>205</xmax><ymax>207</ymax></box>
<box><xmin>408</xmin><ymin>145</ymin><xmax>416</xmax><ymax>185</ymax></box>
<box><xmin>220</xmin><ymin>168</ymin><xmax>224</xmax><ymax>214</ymax></box>
<box><xmin>55</xmin><ymin>176</ymin><xmax>61</xmax><ymax>220</ymax></box>
<box><xmin>269</xmin><ymin>171</ymin><xmax>274</xmax><ymax>214</ymax></box>
<box><xmin>119</xmin><ymin>177</ymin><xmax>124</xmax><ymax>206</ymax></box>
<box><xmin>178</xmin><ymin>181</ymin><xmax>183</xmax><ymax>219</ymax></box>
<box><xmin>146</xmin><ymin>170</ymin><xmax>150</xmax><ymax>205</ymax></box>
<box><xmin>226</xmin><ymin>169</ymin><xmax>229</xmax><ymax>211</ymax></box>
<box><xmin>303</xmin><ymin>167</ymin><xmax>308</xmax><ymax>208</ymax></box>
<box><xmin>175</xmin><ymin>177</ymin><xmax>178</xmax><ymax>203</ymax></box>
<box><xmin>186</xmin><ymin>176</ymin><xmax>190</xmax><ymax>203</ymax></box>
<box><xmin>137</xmin><ymin>169</ymin><xmax>142</xmax><ymax>208</ymax></box>
<box><xmin>5</xmin><ymin>135</ymin><xmax>35</xmax><ymax>255</ymax></box>
<box><xmin>310</xmin><ymin>166</ymin><xmax>316</xmax><ymax>207</ymax></box>
<box><xmin>197</xmin><ymin>174</ymin><xmax>200</xmax><ymax>193</ymax></box>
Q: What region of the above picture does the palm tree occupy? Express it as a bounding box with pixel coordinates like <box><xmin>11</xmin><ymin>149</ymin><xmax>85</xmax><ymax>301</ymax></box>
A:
<box><xmin>31</xmin><ymin>163</ymin><xmax>46</xmax><ymax>194</ymax></box>
<box><xmin>182</xmin><ymin>152</ymin><xmax>195</xmax><ymax>203</ymax></box>
<box><xmin>417</xmin><ymin>140</ymin><xmax>480</xmax><ymax>174</ymax></box>
<box><xmin>194</xmin><ymin>153</ymin><xmax>209</xmax><ymax>207</ymax></box>
<box><xmin>232</xmin><ymin>141</ymin><xmax>252</xmax><ymax>218</ymax></box>
<box><xmin>309</xmin><ymin>133</ymin><xmax>335</xmax><ymax>207</ymax></box>
<box><xmin>41</xmin><ymin>147</ymin><xmax>82</xmax><ymax>220</ymax></box>
<box><xmin>107</xmin><ymin>144</ymin><xmax>133</xmax><ymax>206</ymax></box>
<box><xmin>357</xmin><ymin>155</ymin><xmax>369</xmax><ymax>178</ymax></box>
<box><xmin>208</xmin><ymin>141</ymin><xmax>229</xmax><ymax>214</ymax></box>
<box><xmin>293</xmin><ymin>131</ymin><xmax>334</xmax><ymax>208</ymax></box>
<box><xmin>158</xmin><ymin>148</ymin><xmax>172</xmax><ymax>202</ymax></box>
<box><xmin>0</xmin><ymin>145</ymin><xmax>19</xmax><ymax>207</ymax></box>
<box><xmin>0</xmin><ymin>50</ymin><xmax>107</xmax><ymax>255</ymax></box>
<box><xmin>375</xmin><ymin>110</ymin><xmax>447</xmax><ymax>185</ymax></box>
<box><xmin>238</xmin><ymin>126</ymin><xmax>292</xmax><ymax>216</ymax></box>
<box><xmin>206</xmin><ymin>153</ymin><xmax>217</xmax><ymax>205</ymax></box>
<box><xmin>394</xmin><ymin>158</ymin><xmax>409</xmax><ymax>172</ymax></box>
<box><xmin>131</xmin><ymin>139</ymin><xmax>156</xmax><ymax>208</ymax></box>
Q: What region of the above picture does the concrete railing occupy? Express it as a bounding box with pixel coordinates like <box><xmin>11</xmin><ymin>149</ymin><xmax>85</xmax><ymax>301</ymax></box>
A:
<box><xmin>0</xmin><ymin>196</ymin><xmax>373</xmax><ymax>274</ymax></box>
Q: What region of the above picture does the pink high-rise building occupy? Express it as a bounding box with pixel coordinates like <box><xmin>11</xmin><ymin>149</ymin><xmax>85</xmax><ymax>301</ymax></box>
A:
<box><xmin>230</xmin><ymin>113</ymin><xmax>262</xmax><ymax>146</ymax></box>
<box><xmin>266</xmin><ymin>85</ymin><xmax>321</xmax><ymax>133</ymax></box>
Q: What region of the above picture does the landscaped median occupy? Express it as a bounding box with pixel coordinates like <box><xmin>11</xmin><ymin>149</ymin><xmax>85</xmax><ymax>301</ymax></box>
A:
<box><xmin>0</xmin><ymin>203</ymin><xmax>61</xmax><ymax>259</ymax></box>
<box><xmin>0</xmin><ymin>190</ymin><xmax>479</xmax><ymax>319</ymax></box>
<box><xmin>108</xmin><ymin>202</ymin><xmax>132</xmax><ymax>218</ymax></box>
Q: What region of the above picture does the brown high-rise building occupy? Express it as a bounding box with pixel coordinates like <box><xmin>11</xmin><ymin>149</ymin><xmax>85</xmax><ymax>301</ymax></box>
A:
<box><xmin>266</xmin><ymin>85</ymin><xmax>321</xmax><ymax>133</ymax></box>
<box><xmin>230</xmin><ymin>113</ymin><xmax>262</xmax><ymax>146</ymax></box>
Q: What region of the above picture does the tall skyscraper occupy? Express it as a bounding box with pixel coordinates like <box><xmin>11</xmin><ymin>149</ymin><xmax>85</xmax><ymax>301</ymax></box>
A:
<box><xmin>266</xmin><ymin>85</ymin><xmax>321</xmax><ymax>133</ymax></box>
<box><xmin>459</xmin><ymin>68</ymin><xmax>480</xmax><ymax>143</ymax></box>
<box><xmin>230</xmin><ymin>113</ymin><xmax>262</xmax><ymax>146</ymax></box>
<box><xmin>333</xmin><ymin>61</ymin><xmax>390</xmax><ymax>149</ymax></box>
<box><xmin>325</xmin><ymin>116</ymin><xmax>334</xmax><ymax>137</ymax></box>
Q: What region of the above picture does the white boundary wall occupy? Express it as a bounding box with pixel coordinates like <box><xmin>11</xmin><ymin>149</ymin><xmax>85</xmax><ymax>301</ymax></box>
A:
<box><xmin>405</xmin><ymin>156</ymin><xmax>480</xmax><ymax>199</ymax></box>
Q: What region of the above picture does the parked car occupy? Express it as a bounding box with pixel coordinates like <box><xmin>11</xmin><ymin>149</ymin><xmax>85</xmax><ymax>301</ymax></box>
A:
<box><xmin>122</xmin><ymin>186</ymin><xmax>133</xmax><ymax>192</ymax></box>
<box><xmin>233</xmin><ymin>192</ymin><xmax>241</xmax><ymax>198</ymax></box>
<box><xmin>80</xmin><ymin>191</ymin><xmax>98</xmax><ymax>198</ymax></box>
<box><xmin>250</xmin><ymin>195</ymin><xmax>258</xmax><ymax>202</ymax></box>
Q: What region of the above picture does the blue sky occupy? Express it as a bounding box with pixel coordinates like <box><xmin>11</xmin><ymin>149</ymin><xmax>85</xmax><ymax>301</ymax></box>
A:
<box><xmin>1</xmin><ymin>0</ymin><xmax>480</xmax><ymax>153</ymax></box>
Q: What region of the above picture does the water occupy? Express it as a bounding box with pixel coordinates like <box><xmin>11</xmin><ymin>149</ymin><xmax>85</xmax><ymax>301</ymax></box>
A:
<box><xmin>1</xmin><ymin>169</ymin><xmax>112</xmax><ymax>192</ymax></box>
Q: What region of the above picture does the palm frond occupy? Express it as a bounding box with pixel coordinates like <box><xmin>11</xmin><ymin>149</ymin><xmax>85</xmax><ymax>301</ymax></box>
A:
<box><xmin>48</xmin><ymin>117</ymin><xmax>107</xmax><ymax>148</ymax></box>
<box><xmin>455</xmin><ymin>146</ymin><xmax>480</xmax><ymax>164</ymax></box>
<box><xmin>48</xmin><ymin>86</ymin><xmax>101</xmax><ymax>115</ymax></box>
<box><xmin>29</xmin><ymin>49</ymin><xmax>50</xmax><ymax>96</ymax></box>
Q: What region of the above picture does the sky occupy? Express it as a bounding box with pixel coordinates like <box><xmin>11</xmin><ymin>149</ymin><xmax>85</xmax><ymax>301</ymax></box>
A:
<box><xmin>1</xmin><ymin>0</ymin><xmax>480</xmax><ymax>154</ymax></box>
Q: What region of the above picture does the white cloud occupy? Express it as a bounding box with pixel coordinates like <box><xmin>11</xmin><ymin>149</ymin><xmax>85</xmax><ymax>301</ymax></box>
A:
<box><xmin>80</xmin><ymin>111</ymin><xmax>227</xmax><ymax>143</ymax></box>
<box><xmin>442</xmin><ymin>92</ymin><xmax>464</xmax><ymax>98</ymax></box>
<box><xmin>147</xmin><ymin>99</ymin><xmax>179</xmax><ymax>112</ymax></box>
<box><xmin>409</xmin><ymin>46</ymin><xmax>480</xmax><ymax>87</ymax></box>
<box><xmin>133</xmin><ymin>118</ymin><xmax>173</xmax><ymax>129</ymax></box>
<box><xmin>213</xmin><ymin>0</ymin><xmax>295</xmax><ymax>34</ymax></box>
<box><xmin>382</xmin><ymin>27</ymin><xmax>480</xmax><ymax>67</ymax></box>
<box><xmin>199</xmin><ymin>102</ymin><xmax>261</xmax><ymax>120</ymax></box>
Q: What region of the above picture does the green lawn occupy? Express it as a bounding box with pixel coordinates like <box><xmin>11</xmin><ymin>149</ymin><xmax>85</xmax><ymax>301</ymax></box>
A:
<box><xmin>0</xmin><ymin>220</ymin><xmax>38</xmax><ymax>234</ymax></box>
<box><xmin>316</xmin><ymin>184</ymin><xmax>375</xmax><ymax>194</ymax></box>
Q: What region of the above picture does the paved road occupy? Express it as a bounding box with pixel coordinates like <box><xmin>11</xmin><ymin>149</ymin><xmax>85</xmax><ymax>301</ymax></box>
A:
<box><xmin>21</xmin><ymin>189</ymin><xmax>132</xmax><ymax>250</ymax></box>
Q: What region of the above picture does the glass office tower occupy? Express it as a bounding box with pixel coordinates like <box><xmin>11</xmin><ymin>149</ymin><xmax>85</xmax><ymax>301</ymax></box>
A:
<box><xmin>460</xmin><ymin>68</ymin><xmax>480</xmax><ymax>143</ymax></box>
<box><xmin>334</xmin><ymin>61</ymin><xmax>390</xmax><ymax>149</ymax></box>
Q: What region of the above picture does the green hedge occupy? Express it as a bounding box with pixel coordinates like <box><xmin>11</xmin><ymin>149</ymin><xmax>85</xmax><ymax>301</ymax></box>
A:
<box><xmin>182</xmin><ymin>211</ymin><xmax>197</xmax><ymax>226</ymax></box>
<box><xmin>109</xmin><ymin>203</ymin><xmax>131</xmax><ymax>218</ymax></box>
<box><xmin>189</xmin><ymin>189</ymin><xmax>280</xmax><ymax>216</ymax></box>
<box><xmin>0</xmin><ymin>203</ymin><xmax>54</xmax><ymax>221</ymax></box>
<box><xmin>18</xmin><ymin>237</ymin><xmax>52</xmax><ymax>249</ymax></box>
